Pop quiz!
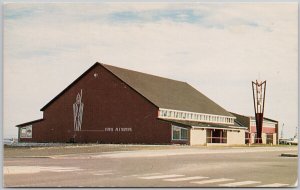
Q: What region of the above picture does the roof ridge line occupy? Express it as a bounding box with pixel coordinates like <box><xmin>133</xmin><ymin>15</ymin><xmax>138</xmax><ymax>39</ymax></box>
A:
<box><xmin>102</xmin><ymin>63</ymin><xmax>187</xmax><ymax>84</ymax></box>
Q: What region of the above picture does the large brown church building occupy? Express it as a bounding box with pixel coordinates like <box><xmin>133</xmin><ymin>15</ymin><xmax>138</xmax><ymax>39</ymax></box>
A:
<box><xmin>17</xmin><ymin>63</ymin><xmax>277</xmax><ymax>145</ymax></box>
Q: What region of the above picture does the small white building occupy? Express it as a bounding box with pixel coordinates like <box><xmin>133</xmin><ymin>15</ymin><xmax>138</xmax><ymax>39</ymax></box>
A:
<box><xmin>231</xmin><ymin>112</ymin><xmax>278</xmax><ymax>145</ymax></box>
<box><xmin>158</xmin><ymin>109</ymin><xmax>248</xmax><ymax>146</ymax></box>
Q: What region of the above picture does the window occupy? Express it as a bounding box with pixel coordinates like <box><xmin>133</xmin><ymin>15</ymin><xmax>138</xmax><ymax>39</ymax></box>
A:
<box><xmin>159</xmin><ymin>111</ymin><xmax>163</xmax><ymax>117</ymax></box>
<box><xmin>266</xmin><ymin>134</ymin><xmax>273</xmax><ymax>144</ymax></box>
<box><xmin>172</xmin><ymin>125</ymin><xmax>188</xmax><ymax>140</ymax></box>
<box><xmin>172</xmin><ymin>126</ymin><xmax>180</xmax><ymax>140</ymax></box>
<box><xmin>163</xmin><ymin>111</ymin><xmax>167</xmax><ymax>117</ymax></box>
<box><xmin>20</xmin><ymin>128</ymin><xmax>26</xmax><ymax>137</ymax></box>
<box><xmin>20</xmin><ymin>125</ymin><xmax>32</xmax><ymax>138</ymax></box>
<box><xmin>181</xmin><ymin>128</ymin><xmax>188</xmax><ymax>139</ymax></box>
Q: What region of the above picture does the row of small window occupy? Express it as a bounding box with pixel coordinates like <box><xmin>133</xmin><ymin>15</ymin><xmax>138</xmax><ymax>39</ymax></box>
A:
<box><xmin>172</xmin><ymin>125</ymin><xmax>188</xmax><ymax>140</ymax></box>
<box><xmin>20</xmin><ymin>126</ymin><xmax>32</xmax><ymax>138</ymax></box>
<box><xmin>159</xmin><ymin>109</ymin><xmax>234</xmax><ymax>124</ymax></box>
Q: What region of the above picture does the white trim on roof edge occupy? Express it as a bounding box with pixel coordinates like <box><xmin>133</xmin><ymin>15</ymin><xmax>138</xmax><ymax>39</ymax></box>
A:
<box><xmin>192</xmin><ymin>126</ymin><xmax>248</xmax><ymax>131</ymax></box>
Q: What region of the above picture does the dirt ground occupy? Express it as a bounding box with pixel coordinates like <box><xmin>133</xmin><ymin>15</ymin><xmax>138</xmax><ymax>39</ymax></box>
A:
<box><xmin>3</xmin><ymin>144</ymin><xmax>190</xmax><ymax>157</ymax></box>
<box><xmin>3</xmin><ymin>143</ymin><xmax>288</xmax><ymax>158</ymax></box>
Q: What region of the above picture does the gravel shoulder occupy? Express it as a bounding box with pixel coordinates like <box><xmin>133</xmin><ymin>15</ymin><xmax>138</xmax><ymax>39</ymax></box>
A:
<box><xmin>3</xmin><ymin>143</ymin><xmax>297</xmax><ymax>158</ymax></box>
<box><xmin>4</xmin><ymin>144</ymin><xmax>188</xmax><ymax>157</ymax></box>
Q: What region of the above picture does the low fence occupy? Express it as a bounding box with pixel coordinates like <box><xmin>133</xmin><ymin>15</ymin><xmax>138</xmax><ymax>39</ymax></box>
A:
<box><xmin>245</xmin><ymin>137</ymin><xmax>274</xmax><ymax>144</ymax></box>
<box><xmin>206</xmin><ymin>137</ymin><xmax>227</xmax><ymax>144</ymax></box>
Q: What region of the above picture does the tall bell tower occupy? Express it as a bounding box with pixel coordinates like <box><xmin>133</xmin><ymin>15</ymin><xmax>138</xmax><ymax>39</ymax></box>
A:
<box><xmin>252</xmin><ymin>80</ymin><xmax>266</xmax><ymax>143</ymax></box>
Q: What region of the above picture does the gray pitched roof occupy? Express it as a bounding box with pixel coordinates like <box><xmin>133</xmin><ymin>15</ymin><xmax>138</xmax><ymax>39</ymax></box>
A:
<box><xmin>103</xmin><ymin>64</ymin><xmax>233</xmax><ymax>117</ymax></box>
<box><xmin>230</xmin><ymin>112</ymin><xmax>278</xmax><ymax>127</ymax></box>
<box><xmin>230</xmin><ymin>112</ymin><xmax>250</xmax><ymax>128</ymax></box>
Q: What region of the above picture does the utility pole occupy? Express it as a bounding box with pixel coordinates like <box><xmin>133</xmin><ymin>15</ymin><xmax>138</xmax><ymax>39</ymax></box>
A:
<box><xmin>281</xmin><ymin>123</ymin><xmax>284</xmax><ymax>139</ymax></box>
<box><xmin>294</xmin><ymin>126</ymin><xmax>298</xmax><ymax>139</ymax></box>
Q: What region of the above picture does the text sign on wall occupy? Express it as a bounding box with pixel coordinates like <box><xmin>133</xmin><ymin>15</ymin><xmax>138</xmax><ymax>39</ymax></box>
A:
<box><xmin>20</xmin><ymin>125</ymin><xmax>32</xmax><ymax>138</ymax></box>
<box><xmin>105</xmin><ymin>128</ymin><xmax>132</xmax><ymax>132</ymax></box>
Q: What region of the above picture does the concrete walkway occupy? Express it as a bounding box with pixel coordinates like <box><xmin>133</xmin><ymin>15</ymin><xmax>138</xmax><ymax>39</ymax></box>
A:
<box><xmin>52</xmin><ymin>146</ymin><xmax>298</xmax><ymax>159</ymax></box>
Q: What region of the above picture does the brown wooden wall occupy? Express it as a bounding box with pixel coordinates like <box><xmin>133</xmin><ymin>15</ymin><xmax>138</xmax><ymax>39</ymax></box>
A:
<box><xmin>19</xmin><ymin>64</ymin><xmax>175</xmax><ymax>144</ymax></box>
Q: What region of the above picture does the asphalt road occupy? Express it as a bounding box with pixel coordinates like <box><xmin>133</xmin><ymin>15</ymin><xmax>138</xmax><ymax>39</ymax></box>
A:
<box><xmin>3</xmin><ymin>146</ymin><xmax>298</xmax><ymax>187</ymax></box>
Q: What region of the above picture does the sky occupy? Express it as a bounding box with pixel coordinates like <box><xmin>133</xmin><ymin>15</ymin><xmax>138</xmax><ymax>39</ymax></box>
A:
<box><xmin>4</xmin><ymin>3</ymin><xmax>298</xmax><ymax>139</ymax></box>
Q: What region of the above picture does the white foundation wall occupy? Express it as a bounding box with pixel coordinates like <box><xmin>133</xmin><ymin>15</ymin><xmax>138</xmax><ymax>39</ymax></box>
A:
<box><xmin>249</xmin><ymin>132</ymin><xmax>277</xmax><ymax>144</ymax></box>
<box><xmin>262</xmin><ymin>133</ymin><xmax>267</xmax><ymax>144</ymax></box>
<box><xmin>227</xmin><ymin>130</ymin><xmax>246</xmax><ymax>145</ymax></box>
<box><xmin>250</xmin><ymin>133</ymin><xmax>255</xmax><ymax>144</ymax></box>
<box><xmin>273</xmin><ymin>133</ymin><xmax>277</xmax><ymax>145</ymax></box>
<box><xmin>190</xmin><ymin>128</ymin><xmax>206</xmax><ymax>145</ymax></box>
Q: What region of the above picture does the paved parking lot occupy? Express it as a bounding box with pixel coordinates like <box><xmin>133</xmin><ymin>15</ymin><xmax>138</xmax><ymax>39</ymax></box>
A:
<box><xmin>3</xmin><ymin>146</ymin><xmax>298</xmax><ymax>187</ymax></box>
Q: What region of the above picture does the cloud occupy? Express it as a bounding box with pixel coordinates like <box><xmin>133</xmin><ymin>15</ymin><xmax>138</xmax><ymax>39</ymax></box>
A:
<box><xmin>4</xmin><ymin>3</ymin><xmax>298</xmax><ymax>138</ymax></box>
<box><xmin>5</xmin><ymin>3</ymin><xmax>276</xmax><ymax>29</ymax></box>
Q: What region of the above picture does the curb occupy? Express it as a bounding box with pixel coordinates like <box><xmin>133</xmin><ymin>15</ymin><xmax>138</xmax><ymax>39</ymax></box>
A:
<box><xmin>5</xmin><ymin>156</ymin><xmax>52</xmax><ymax>159</ymax></box>
<box><xmin>281</xmin><ymin>153</ymin><xmax>298</xmax><ymax>157</ymax></box>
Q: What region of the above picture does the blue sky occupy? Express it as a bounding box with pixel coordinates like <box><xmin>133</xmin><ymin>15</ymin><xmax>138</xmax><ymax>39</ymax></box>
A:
<box><xmin>4</xmin><ymin>3</ymin><xmax>298</xmax><ymax>139</ymax></box>
<box><xmin>4</xmin><ymin>4</ymin><xmax>263</xmax><ymax>28</ymax></box>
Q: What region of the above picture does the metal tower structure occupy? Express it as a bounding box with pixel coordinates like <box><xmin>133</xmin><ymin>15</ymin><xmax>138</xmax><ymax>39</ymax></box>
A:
<box><xmin>280</xmin><ymin>123</ymin><xmax>284</xmax><ymax>139</ymax></box>
<box><xmin>294</xmin><ymin>126</ymin><xmax>298</xmax><ymax>139</ymax></box>
<box><xmin>252</xmin><ymin>80</ymin><xmax>266</xmax><ymax>144</ymax></box>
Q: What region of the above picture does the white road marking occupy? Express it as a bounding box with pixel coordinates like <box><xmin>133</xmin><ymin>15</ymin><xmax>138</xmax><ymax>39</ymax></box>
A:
<box><xmin>164</xmin><ymin>176</ymin><xmax>208</xmax><ymax>182</ymax></box>
<box><xmin>137</xmin><ymin>173</ymin><xmax>162</xmax><ymax>176</ymax></box>
<box><xmin>92</xmin><ymin>147</ymin><xmax>297</xmax><ymax>159</ymax></box>
<box><xmin>39</xmin><ymin>166</ymin><xmax>82</xmax><ymax>172</ymax></box>
<box><xmin>139</xmin><ymin>174</ymin><xmax>184</xmax><ymax>179</ymax></box>
<box><xmin>3</xmin><ymin>166</ymin><xmax>82</xmax><ymax>175</ymax></box>
<box><xmin>91</xmin><ymin>170</ymin><xmax>113</xmax><ymax>173</ymax></box>
<box><xmin>123</xmin><ymin>173</ymin><xmax>162</xmax><ymax>178</ymax></box>
<box><xmin>122</xmin><ymin>174</ymin><xmax>139</xmax><ymax>177</ymax></box>
<box><xmin>219</xmin><ymin>181</ymin><xmax>260</xmax><ymax>187</ymax></box>
<box><xmin>191</xmin><ymin>178</ymin><xmax>234</xmax><ymax>185</ymax></box>
<box><xmin>94</xmin><ymin>172</ymin><xmax>114</xmax><ymax>176</ymax></box>
<box><xmin>257</xmin><ymin>183</ymin><xmax>289</xmax><ymax>187</ymax></box>
<box><xmin>4</xmin><ymin>166</ymin><xmax>41</xmax><ymax>174</ymax></box>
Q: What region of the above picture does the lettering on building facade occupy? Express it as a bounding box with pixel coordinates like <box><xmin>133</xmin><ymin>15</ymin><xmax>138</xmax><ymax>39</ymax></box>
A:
<box><xmin>105</xmin><ymin>128</ymin><xmax>132</xmax><ymax>132</ymax></box>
